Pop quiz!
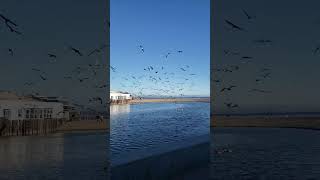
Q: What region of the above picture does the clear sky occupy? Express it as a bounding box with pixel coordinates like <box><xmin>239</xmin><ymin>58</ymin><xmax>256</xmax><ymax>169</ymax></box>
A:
<box><xmin>110</xmin><ymin>0</ymin><xmax>210</xmax><ymax>97</ymax></box>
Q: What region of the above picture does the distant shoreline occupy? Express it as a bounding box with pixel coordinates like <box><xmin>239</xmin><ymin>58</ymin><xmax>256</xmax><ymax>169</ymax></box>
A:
<box><xmin>211</xmin><ymin>116</ymin><xmax>320</xmax><ymax>130</ymax></box>
<box><xmin>129</xmin><ymin>97</ymin><xmax>210</xmax><ymax>104</ymax></box>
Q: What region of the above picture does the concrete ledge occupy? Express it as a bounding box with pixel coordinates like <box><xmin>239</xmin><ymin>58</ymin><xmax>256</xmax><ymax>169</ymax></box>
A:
<box><xmin>111</xmin><ymin>139</ymin><xmax>209</xmax><ymax>179</ymax></box>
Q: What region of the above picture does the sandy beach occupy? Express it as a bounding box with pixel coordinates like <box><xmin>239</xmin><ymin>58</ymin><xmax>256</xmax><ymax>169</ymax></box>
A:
<box><xmin>57</xmin><ymin>119</ymin><xmax>109</xmax><ymax>132</ymax></box>
<box><xmin>211</xmin><ymin>116</ymin><xmax>320</xmax><ymax>130</ymax></box>
<box><xmin>130</xmin><ymin>97</ymin><xmax>210</xmax><ymax>104</ymax></box>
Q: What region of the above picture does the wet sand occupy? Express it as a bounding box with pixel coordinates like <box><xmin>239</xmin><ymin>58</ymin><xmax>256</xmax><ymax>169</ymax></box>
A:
<box><xmin>57</xmin><ymin>119</ymin><xmax>109</xmax><ymax>132</ymax></box>
<box><xmin>211</xmin><ymin>116</ymin><xmax>320</xmax><ymax>130</ymax></box>
<box><xmin>130</xmin><ymin>98</ymin><xmax>210</xmax><ymax>104</ymax></box>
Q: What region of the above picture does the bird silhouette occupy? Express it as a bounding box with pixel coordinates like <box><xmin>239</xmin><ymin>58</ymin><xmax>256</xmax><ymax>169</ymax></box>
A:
<box><xmin>79</xmin><ymin>77</ymin><xmax>89</xmax><ymax>82</ymax></box>
<box><xmin>241</xmin><ymin>56</ymin><xmax>253</xmax><ymax>59</ymax></box>
<box><xmin>138</xmin><ymin>45</ymin><xmax>144</xmax><ymax>53</ymax></box>
<box><xmin>220</xmin><ymin>85</ymin><xmax>236</xmax><ymax>92</ymax></box>
<box><xmin>0</xmin><ymin>14</ymin><xmax>22</xmax><ymax>35</ymax></box>
<box><xmin>8</xmin><ymin>48</ymin><xmax>13</xmax><ymax>56</ymax></box>
<box><xmin>39</xmin><ymin>75</ymin><xmax>47</xmax><ymax>81</ymax></box>
<box><xmin>110</xmin><ymin>66</ymin><xmax>116</xmax><ymax>72</ymax></box>
<box><xmin>0</xmin><ymin>14</ymin><xmax>17</xmax><ymax>26</ymax></box>
<box><xmin>314</xmin><ymin>46</ymin><xmax>320</xmax><ymax>55</ymax></box>
<box><xmin>48</xmin><ymin>53</ymin><xmax>57</xmax><ymax>58</ymax></box>
<box><xmin>242</xmin><ymin>9</ymin><xmax>254</xmax><ymax>20</ymax></box>
<box><xmin>87</xmin><ymin>48</ymin><xmax>101</xmax><ymax>56</ymax></box>
<box><xmin>225</xmin><ymin>19</ymin><xmax>245</xmax><ymax>31</ymax></box>
<box><xmin>225</xmin><ymin>103</ymin><xmax>239</xmax><ymax>108</ymax></box>
<box><xmin>165</xmin><ymin>52</ymin><xmax>171</xmax><ymax>58</ymax></box>
<box><xmin>69</xmin><ymin>46</ymin><xmax>83</xmax><ymax>56</ymax></box>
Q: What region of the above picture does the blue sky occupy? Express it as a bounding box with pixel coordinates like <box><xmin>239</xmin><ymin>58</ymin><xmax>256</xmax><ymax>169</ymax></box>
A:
<box><xmin>110</xmin><ymin>0</ymin><xmax>210</xmax><ymax>97</ymax></box>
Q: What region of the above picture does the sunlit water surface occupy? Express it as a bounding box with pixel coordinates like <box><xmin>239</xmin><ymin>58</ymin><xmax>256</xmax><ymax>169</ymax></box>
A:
<box><xmin>110</xmin><ymin>102</ymin><xmax>210</xmax><ymax>165</ymax></box>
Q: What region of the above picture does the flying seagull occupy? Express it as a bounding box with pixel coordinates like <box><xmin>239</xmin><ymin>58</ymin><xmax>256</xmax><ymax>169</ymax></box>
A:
<box><xmin>48</xmin><ymin>53</ymin><xmax>57</xmax><ymax>58</ymax></box>
<box><xmin>138</xmin><ymin>45</ymin><xmax>144</xmax><ymax>53</ymax></box>
<box><xmin>0</xmin><ymin>14</ymin><xmax>22</xmax><ymax>35</ymax></box>
<box><xmin>225</xmin><ymin>103</ymin><xmax>239</xmax><ymax>108</ymax></box>
<box><xmin>242</xmin><ymin>9</ymin><xmax>253</xmax><ymax>20</ymax></box>
<box><xmin>220</xmin><ymin>85</ymin><xmax>236</xmax><ymax>92</ymax></box>
<box><xmin>314</xmin><ymin>46</ymin><xmax>320</xmax><ymax>55</ymax></box>
<box><xmin>87</xmin><ymin>48</ymin><xmax>101</xmax><ymax>56</ymax></box>
<box><xmin>39</xmin><ymin>75</ymin><xmax>47</xmax><ymax>81</ymax></box>
<box><xmin>241</xmin><ymin>56</ymin><xmax>253</xmax><ymax>59</ymax></box>
<box><xmin>8</xmin><ymin>48</ymin><xmax>13</xmax><ymax>56</ymax></box>
<box><xmin>79</xmin><ymin>77</ymin><xmax>89</xmax><ymax>82</ymax></box>
<box><xmin>110</xmin><ymin>66</ymin><xmax>116</xmax><ymax>72</ymax></box>
<box><xmin>225</xmin><ymin>19</ymin><xmax>245</xmax><ymax>31</ymax></box>
<box><xmin>69</xmin><ymin>46</ymin><xmax>83</xmax><ymax>56</ymax></box>
<box><xmin>0</xmin><ymin>14</ymin><xmax>17</xmax><ymax>26</ymax></box>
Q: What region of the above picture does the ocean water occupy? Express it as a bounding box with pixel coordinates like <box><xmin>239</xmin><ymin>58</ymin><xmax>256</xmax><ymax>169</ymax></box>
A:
<box><xmin>110</xmin><ymin>102</ymin><xmax>210</xmax><ymax>165</ymax></box>
<box><xmin>211</xmin><ymin>127</ymin><xmax>320</xmax><ymax>179</ymax></box>
<box><xmin>0</xmin><ymin>131</ymin><xmax>109</xmax><ymax>180</ymax></box>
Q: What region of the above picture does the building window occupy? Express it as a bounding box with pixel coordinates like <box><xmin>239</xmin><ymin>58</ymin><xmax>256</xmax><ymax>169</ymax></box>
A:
<box><xmin>34</xmin><ymin>109</ymin><xmax>38</xmax><ymax>119</ymax></box>
<box><xmin>18</xmin><ymin>109</ymin><xmax>22</xmax><ymax>118</ymax></box>
<box><xmin>39</xmin><ymin>109</ymin><xmax>43</xmax><ymax>118</ymax></box>
<box><xmin>26</xmin><ymin>109</ymin><xmax>30</xmax><ymax>119</ymax></box>
<box><xmin>47</xmin><ymin>108</ymin><xmax>53</xmax><ymax>119</ymax></box>
<box><xmin>3</xmin><ymin>109</ymin><xmax>11</xmax><ymax>120</ymax></box>
<box><xmin>30</xmin><ymin>109</ymin><xmax>34</xmax><ymax>119</ymax></box>
<box><xmin>43</xmin><ymin>109</ymin><xmax>46</xmax><ymax>118</ymax></box>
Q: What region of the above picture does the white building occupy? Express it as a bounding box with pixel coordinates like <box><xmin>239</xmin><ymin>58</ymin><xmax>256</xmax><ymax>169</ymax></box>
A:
<box><xmin>0</xmin><ymin>91</ymin><xmax>66</xmax><ymax>121</ymax></box>
<box><xmin>110</xmin><ymin>91</ymin><xmax>132</xmax><ymax>101</ymax></box>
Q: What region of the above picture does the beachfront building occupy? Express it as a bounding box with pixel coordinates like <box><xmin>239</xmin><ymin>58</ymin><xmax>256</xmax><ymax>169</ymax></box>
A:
<box><xmin>0</xmin><ymin>91</ymin><xmax>67</xmax><ymax>121</ymax></box>
<box><xmin>110</xmin><ymin>91</ymin><xmax>132</xmax><ymax>104</ymax></box>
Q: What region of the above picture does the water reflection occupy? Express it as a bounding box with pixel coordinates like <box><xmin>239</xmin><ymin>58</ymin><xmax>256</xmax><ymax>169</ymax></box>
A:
<box><xmin>110</xmin><ymin>104</ymin><xmax>131</xmax><ymax>116</ymax></box>
<box><xmin>0</xmin><ymin>132</ymin><xmax>108</xmax><ymax>179</ymax></box>
<box><xmin>110</xmin><ymin>102</ymin><xmax>210</xmax><ymax>165</ymax></box>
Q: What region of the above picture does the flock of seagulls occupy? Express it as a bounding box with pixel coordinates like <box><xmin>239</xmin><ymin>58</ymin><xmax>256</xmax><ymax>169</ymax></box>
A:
<box><xmin>213</xmin><ymin>9</ymin><xmax>275</xmax><ymax>112</ymax></box>
<box><xmin>0</xmin><ymin>11</ymin><xmax>109</xmax><ymax>113</ymax></box>
<box><xmin>111</xmin><ymin>46</ymin><xmax>197</xmax><ymax>98</ymax></box>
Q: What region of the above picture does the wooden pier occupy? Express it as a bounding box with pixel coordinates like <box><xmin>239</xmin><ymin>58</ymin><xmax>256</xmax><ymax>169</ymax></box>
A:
<box><xmin>0</xmin><ymin>118</ymin><xmax>64</xmax><ymax>136</ymax></box>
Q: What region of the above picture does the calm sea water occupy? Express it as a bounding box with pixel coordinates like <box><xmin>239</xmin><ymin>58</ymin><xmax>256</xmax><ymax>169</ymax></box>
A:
<box><xmin>211</xmin><ymin>127</ymin><xmax>320</xmax><ymax>179</ymax></box>
<box><xmin>0</xmin><ymin>131</ymin><xmax>109</xmax><ymax>180</ymax></box>
<box><xmin>110</xmin><ymin>102</ymin><xmax>210</xmax><ymax>165</ymax></box>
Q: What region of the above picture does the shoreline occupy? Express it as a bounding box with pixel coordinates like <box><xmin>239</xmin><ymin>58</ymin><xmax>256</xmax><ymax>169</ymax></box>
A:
<box><xmin>211</xmin><ymin>116</ymin><xmax>320</xmax><ymax>130</ymax></box>
<box><xmin>129</xmin><ymin>97</ymin><xmax>210</xmax><ymax>104</ymax></box>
